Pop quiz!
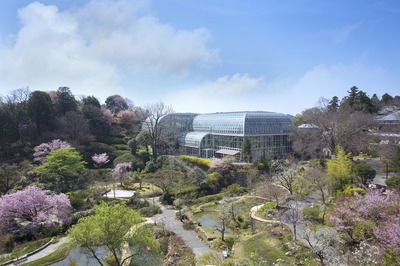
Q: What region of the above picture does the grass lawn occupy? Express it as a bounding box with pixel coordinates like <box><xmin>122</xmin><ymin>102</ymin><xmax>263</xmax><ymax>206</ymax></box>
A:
<box><xmin>0</xmin><ymin>238</ymin><xmax>51</xmax><ymax>264</ymax></box>
<box><xmin>23</xmin><ymin>241</ymin><xmax>74</xmax><ymax>266</ymax></box>
<box><xmin>235</xmin><ymin>232</ymin><xmax>288</xmax><ymax>264</ymax></box>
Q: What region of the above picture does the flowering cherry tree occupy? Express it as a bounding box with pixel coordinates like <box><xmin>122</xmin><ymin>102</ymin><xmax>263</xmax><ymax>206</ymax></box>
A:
<box><xmin>33</xmin><ymin>139</ymin><xmax>71</xmax><ymax>163</ymax></box>
<box><xmin>330</xmin><ymin>191</ymin><xmax>400</xmax><ymax>248</ymax></box>
<box><xmin>0</xmin><ymin>186</ymin><xmax>71</xmax><ymax>233</ymax></box>
<box><xmin>92</xmin><ymin>153</ymin><xmax>110</xmax><ymax>168</ymax></box>
<box><xmin>210</xmin><ymin>158</ymin><xmax>232</xmax><ymax>174</ymax></box>
<box><xmin>112</xmin><ymin>162</ymin><xmax>133</xmax><ymax>186</ymax></box>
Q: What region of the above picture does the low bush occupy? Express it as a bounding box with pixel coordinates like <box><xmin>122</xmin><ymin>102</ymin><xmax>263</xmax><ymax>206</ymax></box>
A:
<box><xmin>139</xmin><ymin>205</ymin><xmax>162</xmax><ymax>217</ymax></box>
<box><xmin>179</xmin><ymin>155</ymin><xmax>212</xmax><ymax>168</ymax></box>
<box><xmin>183</xmin><ymin>220</ymin><xmax>196</xmax><ymax>230</ymax></box>
<box><xmin>127</xmin><ymin>196</ymin><xmax>150</xmax><ymax>209</ymax></box>
<box><xmin>302</xmin><ymin>206</ymin><xmax>321</xmax><ymax>221</ymax></box>
<box><xmin>191</xmin><ymin>193</ymin><xmax>224</xmax><ymax>205</ymax></box>
<box><xmin>258</xmin><ymin>202</ymin><xmax>277</xmax><ymax>214</ymax></box>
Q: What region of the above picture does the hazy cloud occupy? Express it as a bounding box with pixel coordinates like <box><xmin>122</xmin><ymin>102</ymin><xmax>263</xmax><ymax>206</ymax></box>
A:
<box><xmin>167</xmin><ymin>73</ymin><xmax>264</xmax><ymax>113</ymax></box>
<box><xmin>0</xmin><ymin>0</ymin><xmax>218</xmax><ymax>98</ymax></box>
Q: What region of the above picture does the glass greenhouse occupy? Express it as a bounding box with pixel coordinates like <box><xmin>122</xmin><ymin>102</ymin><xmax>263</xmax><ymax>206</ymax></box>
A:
<box><xmin>147</xmin><ymin>111</ymin><xmax>293</xmax><ymax>161</ymax></box>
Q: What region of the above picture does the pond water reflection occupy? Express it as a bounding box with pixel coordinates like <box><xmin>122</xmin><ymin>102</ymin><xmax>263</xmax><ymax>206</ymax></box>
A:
<box><xmin>193</xmin><ymin>211</ymin><xmax>233</xmax><ymax>235</ymax></box>
<box><xmin>51</xmin><ymin>246</ymin><xmax>106</xmax><ymax>266</ymax></box>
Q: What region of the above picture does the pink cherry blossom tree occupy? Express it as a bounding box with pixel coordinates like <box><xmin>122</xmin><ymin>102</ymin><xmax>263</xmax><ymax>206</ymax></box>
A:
<box><xmin>112</xmin><ymin>162</ymin><xmax>133</xmax><ymax>186</ymax></box>
<box><xmin>0</xmin><ymin>186</ymin><xmax>71</xmax><ymax>233</ymax></box>
<box><xmin>330</xmin><ymin>191</ymin><xmax>400</xmax><ymax>248</ymax></box>
<box><xmin>33</xmin><ymin>139</ymin><xmax>71</xmax><ymax>163</ymax></box>
<box><xmin>92</xmin><ymin>153</ymin><xmax>110</xmax><ymax>168</ymax></box>
<box><xmin>210</xmin><ymin>158</ymin><xmax>232</xmax><ymax>175</ymax></box>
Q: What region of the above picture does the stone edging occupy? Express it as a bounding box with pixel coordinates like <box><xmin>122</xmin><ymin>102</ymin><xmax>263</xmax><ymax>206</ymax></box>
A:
<box><xmin>0</xmin><ymin>240</ymin><xmax>52</xmax><ymax>266</ymax></box>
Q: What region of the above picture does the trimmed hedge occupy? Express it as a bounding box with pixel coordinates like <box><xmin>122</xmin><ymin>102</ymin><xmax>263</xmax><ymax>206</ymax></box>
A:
<box><xmin>179</xmin><ymin>155</ymin><xmax>212</xmax><ymax>168</ymax></box>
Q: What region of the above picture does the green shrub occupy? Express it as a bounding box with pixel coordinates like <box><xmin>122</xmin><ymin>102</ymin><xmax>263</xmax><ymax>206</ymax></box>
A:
<box><xmin>174</xmin><ymin>185</ymin><xmax>200</xmax><ymax>196</ymax></box>
<box><xmin>113</xmin><ymin>153</ymin><xmax>145</xmax><ymax>170</ymax></box>
<box><xmin>127</xmin><ymin>196</ymin><xmax>150</xmax><ymax>209</ymax></box>
<box><xmin>97</xmin><ymin>136</ymin><xmax>126</xmax><ymax>145</ymax></box>
<box><xmin>191</xmin><ymin>194</ymin><xmax>224</xmax><ymax>205</ymax></box>
<box><xmin>226</xmin><ymin>183</ymin><xmax>245</xmax><ymax>196</ymax></box>
<box><xmin>139</xmin><ymin>205</ymin><xmax>162</xmax><ymax>217</ymax></box>
<box><xmin>183</xmin><ymin>220</ymin><xmax>196</xmax><ymax>230</ymax></box>
<box><xmin>386</xmin><ymin>175</ymin><xmax>400</xmax><ymax>190</ymax></box>
<box><xmin>338</xmin><ymin>185</ymin><xmax>366</xmax><ymax>196</ymax></box>
<box><xmin>258</xmin><ymin>202</ymin><xmax>277</xmax><ymax>214</ymax></box>
<box><xmin>234</xmin><ymin>215</ymin><xmax>249</xmax><ymax>229</ymax></box>
<box><xmin>66</xmin><ymin>190</ymin><xmax>90</xmax><ymax>211</ymax></box>
<box><xmin>179</xmin><ymin>155</ymin><xmax>212</xmax><ymax>168</ymax></box>
<box><xmin>145</xmin><ymin>161</ymin><xmax>157</xmax><ymax>173</ymax></box>
<box><xmin>0</xmin><ymin>234</ymin><xmax>15</xmax><ymax>253</ymax></box>
<box><xmin>111</xmin><ymin>150</ymin><xmax>129</xmax><ymax>159</ymax></box>
<box><xmin>353</xmin><ymin>162</ymin><xmax>376</xmax><ymax>184</ymax></box>
<box><xmin>112</xmin><ymin>144</ymin><xmax>128</xmax><ymax>150</ymax></box>
<box><xmin>302</xmin><ymin>206</ymin><xmax>321</xmax><ymax>221</ymax></box>
<box><xmin>224</xmin><ymin>236</ymin><xmax>237</xmax><ymax>251</ymax></box>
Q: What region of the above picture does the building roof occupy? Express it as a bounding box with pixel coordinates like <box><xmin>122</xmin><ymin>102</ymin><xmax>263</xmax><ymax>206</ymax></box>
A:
<box><xmin>377</xmin><ymin>110</ymin><xmax>400</xmax><ymax>122</ymax></box>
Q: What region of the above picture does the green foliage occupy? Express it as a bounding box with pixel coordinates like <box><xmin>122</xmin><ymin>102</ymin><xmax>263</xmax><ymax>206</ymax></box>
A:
<box><xmin>179</xmin><ymin>155</ymin><xmax>212</xmax><ymax>168</ymax></box>
<box><xmin>234</xmin><ymin>215</ymin><xmax>249</xmax><ymax>229</ymax></box>
<box><xmin>241</xmin><ymin>138</ymin><xmax>252</xmax><ymax>162</ymax></box>
<box><xmin>353</xmin><ymin>162</ymin><xmax>376</xmax><ymax>184</ymax></box>
<box><xmin>182</xmin><ymin>220</ymin><xmax>196</xmax><ymax>230</ymax></box>
<box><xmin>113</xmin><ymin>152</ymin><xmax>145</xmax><ymax>170</ymax></box>
<box><xmin>242</xmin><ymin>232</ymin><xmax>287</xmax><ymax>265</ymax></box>
<box><xmin>253</xmin><ymin>160</ymin><xmax>269</xmax><ymax>171</ymax></box>
<box><xmin>258</xmin><ymin>202</ymin><xmax>277</xmax><ymax>214</ymax></box>
<box><xmin>66</xmin><ymin>190</ymin><xmax>90</xmax><ymax>211</ymax></box>
<box><xmin>225</xmin><ymin>183</ymin><xmax>245</xmax><ymax>196</ymax></box>
<box><xmin>302</xmin><ymin>206</ymin><xmax>321</xmax><ymax>221</ymax></box>
<box><xmin>327</xmin><ymin>146</ymin><xmax>353</xmax><ymax>194</ymax></box>
<box><xmin>68</xmin><ymin>202</ymin><xmax>159</xmax><ymax>266</ymax></box>
<box><xmin>386</xmin><ymin>174</ymin><xmax>400</xmax><ymax>190</ymax></box>
<box><xmin>145</xmin><ymin>161</ymin><xmax>157</xmax><ymax>173</ymax></box>
<box><xmin>205</xmin><ymin>171</ymin><xmax>233</xmax><ymax>192</ymax></box>
<box><xmin>338</xmin><ymin>185</ymin><xmax>366</xmax><ymax>196</ymax></box>
<box><xmin>139</xmin><ymin>205</ymin><xmax>162</xmax><ymax>217</ymax></box>
<box><xmin>27</xmin><ymin>90</ymin><xmax>54</xmax><ymax>135</ymax></box>
<box><xmin>36</xmin><ymin>147</ymin><xmax>87</xmax><ymax>192</ymax></box>
<box><xmin>0</xmin><ymin>163</ymin><xmax>22</xmax><ymax>195</ymax></box>
<box><xmin>353</xmin><ymin>220</ymin><xmax>374</xmax><ymax>240</ymax></box>
<box><xmin>191</xmin><ymin>193</ymin><xmax>224</xmax><ymax>205</ymax></box>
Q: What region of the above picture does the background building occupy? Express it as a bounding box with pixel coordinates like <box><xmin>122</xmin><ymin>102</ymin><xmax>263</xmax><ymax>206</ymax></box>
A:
<box><xmin>150</xmin><ymin>111</ymin><xmax>293</xmax><ymax>161</ymax></box>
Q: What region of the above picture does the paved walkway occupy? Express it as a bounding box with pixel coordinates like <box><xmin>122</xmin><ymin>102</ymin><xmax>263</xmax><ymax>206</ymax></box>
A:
<box><xmin>19</xmin><ymin>237</ymin><xmax>68</xmax><ymax>265</ymax></box>
<box><xmin>148</xmin><ymin>197</ymin><xmax>213</xmax><ymax>257</ymax></box>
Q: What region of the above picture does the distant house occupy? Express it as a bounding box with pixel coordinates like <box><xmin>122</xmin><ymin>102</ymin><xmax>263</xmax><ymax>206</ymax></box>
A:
<box><xmin>376</xmin><ymin>110</ymin><xmax>400</xmax><ymax>125</ymax></box>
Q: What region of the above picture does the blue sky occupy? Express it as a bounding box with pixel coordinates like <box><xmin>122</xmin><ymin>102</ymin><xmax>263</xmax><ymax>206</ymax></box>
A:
<box><xmin>0</xmin><ymin>0</ymin><xmax>399</xmax><ymax>115</ymax></box>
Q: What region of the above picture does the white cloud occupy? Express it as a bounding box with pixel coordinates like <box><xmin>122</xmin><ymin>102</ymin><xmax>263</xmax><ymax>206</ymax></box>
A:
<box><xmin>0</xmin><ymin>0</ymin><xmax>218</xmax><ymax>98</ymax></box>
<box><xmin>168</xmin><ymin>63</ymin><xmax>389</xmax><ymax>116</ymax></box>
<box><xmin>167</xmin><ymin>73</ymin><xmax>264</xmax><ymax>113</ymax></box>
<box><xmin>263</xmin><ymin>63</ymin><xmax>387</xmax><ymax>114</ymax></box>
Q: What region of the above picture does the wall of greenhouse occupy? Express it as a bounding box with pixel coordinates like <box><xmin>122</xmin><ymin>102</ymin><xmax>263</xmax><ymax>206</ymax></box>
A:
<box><xmin>144</xmin><ymin>111</ymin><xmax>293</xmax><ymax>161</ymax></box>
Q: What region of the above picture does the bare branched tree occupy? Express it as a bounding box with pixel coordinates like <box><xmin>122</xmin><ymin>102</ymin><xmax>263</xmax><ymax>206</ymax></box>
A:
<box><xmin>140</xmin><ymin>102</ymin><xmax>173</xmax><ymax>160</ymax></box>
<box><xmin>292</xmin><ymin>104</ymin><xmax>377</xmax><ymax>157</ymax></box>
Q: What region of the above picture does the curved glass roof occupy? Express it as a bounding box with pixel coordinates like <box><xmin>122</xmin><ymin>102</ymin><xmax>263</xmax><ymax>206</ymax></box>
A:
<box><xmin>179</xmin><ymin>132</ymin><xmax>210</xmax><ymax>148</ymax></box>
<box><xmin>193</xmin><ymin>111</ymin><xmax>292</xmax><ymax>136</ymax></box>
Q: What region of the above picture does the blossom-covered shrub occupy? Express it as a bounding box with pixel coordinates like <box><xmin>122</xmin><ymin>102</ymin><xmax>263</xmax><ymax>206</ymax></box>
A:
<box><xmin>0</xmin><ymin>186</ymin><xmax>71</xmax><ymax>234</ymax></box>
<box><xmin>33</xmin><ymin>139</ymin><xmax>71</xmax><ymax>163</ymax></box>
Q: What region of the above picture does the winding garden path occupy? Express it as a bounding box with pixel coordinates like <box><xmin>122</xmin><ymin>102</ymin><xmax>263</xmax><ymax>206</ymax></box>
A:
<box><xmin>147</xmin><ymin>197</ymin><xmax>213</xmax><ymax>257</ymax></box>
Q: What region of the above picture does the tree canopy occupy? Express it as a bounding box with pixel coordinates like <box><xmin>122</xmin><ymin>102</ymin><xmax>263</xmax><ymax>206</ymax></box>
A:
<box><xmin>68</xmin><ymin>202</ymin><xmax>159</xmax><ymax>266</ymax></box>
<box><xmin>0</xmin><ymin>186</ymin><xmax>71</xmax><ymax>234</ymax></box>
<box><xmin>36</xmin><ymin>147</ymin><xmax>87</xmax><ymax>192</ymax></box>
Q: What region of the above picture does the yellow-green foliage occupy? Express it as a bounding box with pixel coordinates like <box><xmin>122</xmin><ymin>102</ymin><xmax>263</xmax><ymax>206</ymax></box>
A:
<box><xmin>338</xmin><ymin>185</ymin><xmax>366</xmax><ymax>196</ymax></box>
<box><xmin>327</xmin><ymin>146</ymin><xmax>352</xmax><ymax>179</ymax></box>
<box><xmin>179</xmin><ymin>155</ymin><xmax>212</xmax><ymax>167</ymax></box>
<box><xmin>327</xmin><ymin>146</ymin><xmax>353</xmax><ymax>193</ymax></box>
